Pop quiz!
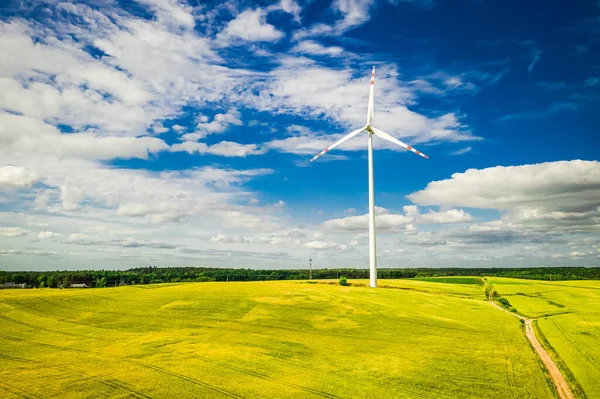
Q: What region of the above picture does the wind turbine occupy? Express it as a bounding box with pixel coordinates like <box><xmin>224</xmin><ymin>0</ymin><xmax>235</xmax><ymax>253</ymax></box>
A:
<box><xmin>310</xmin><ymin>66</ymin><xmax>429</xmax><ymax>288</ymax></box>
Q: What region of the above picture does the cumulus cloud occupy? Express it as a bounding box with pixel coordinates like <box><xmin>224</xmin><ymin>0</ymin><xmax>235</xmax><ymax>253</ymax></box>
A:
<box><xmin>217</xmin><ymin>9</ymin><xmax>284</xmax><ymax>43</ymax></box>
<box><xmin>209</xmin><ymin>234</ymin><xmax>249</xmax><ymax>244</ymax></box>
<box><xmin>0</xmin><ymin>248</ymin><xmax>60</xmax><ymax>257</ymax></box>
<box><xmin>0</xmin><ymin>227</ymin><xmax>29</xmax><ymax>237</ymax></box>
<box><xmin>291</xmin><ymin>40</ymin><xmax>344</xmax><ymax>57</ymax></box>
<box><xmin>409</xmin><ymin>161</ymin><xmax>600</xmax><ymax>212</ymax></box>
<box><xmin>0</xmin><ymin>166</ymin><xmax>38</xmax><ymax>188</ymax></box>
<box><xmin>38</xmin><ymin>231</ymin><xmax>60</xmax><ymax>240</ymax></box>
<box><xmin>275</xmin><ymin>0</ymin><xmax>302</xmax><ymax>22</ymax></box>
<box><xmin>182</xmin><ymin>111</ymin><xmax>243</xmax><ymax>141</ymax></box>
<box><xmin>171</xmin><ymin>141</ymin><xmax>267</xmax><ymax>157</ymax></box>
<box><xmin>323</xmin><ymin>214</ymin><xmax>410</xmax><ymax>231</ymax></box>
<box><xmin>60</xmin><ymin>185</ymin><xmax>84</xmax><ymax>212</ymax></box>
<box><xmin>259</xmin><ymin>62</ymin><xmax>477</xmax><ymax>147</ymax></box>
<box><xmin>320</xmin><ymin>206</ymin><xmax>471</xmax><ymax>232</ymax></box>
<box><xmin>303</xmin><ymin>240</ymin><xmax>339</xmax><ymax>250</ymax></box>
<box><xmin>111</xmin><ymin>238</ymin><xmax>177</xmax><ymax>249</ymax></box>
<box><xmin>66</xmin><ymin>233</ymin><xmax>177</xmax><ymax>249</ymax></box>
<box><xmin>408</xmin><ymin>160</ymin><xmax>600</xmax><ymax>235</ymax></box>
<box><xmin>321</xmin><ymin>207</ymin><xmax>412</xmax><ymax>231</ymax></box>
<box><xmin>418</xmin><ymin>209</ymin><xmax>473</xmax><ymax>224</ymax></box>
<box><xmin>209</xmin><ymin>232</ymin><xmax>302</xmax><ymax>246</ymax></box>
<box><xmin>217</xmin><ymin>211</ymin><xmax>282</xmax><ymax>231</ymax></box>
<box><xmin>0</xmin><ymin>113</ymin><xmax>168</xmax><ymax>161</ymax></box>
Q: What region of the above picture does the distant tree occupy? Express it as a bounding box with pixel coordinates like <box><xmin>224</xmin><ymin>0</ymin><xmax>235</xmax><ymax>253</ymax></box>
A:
<box><xmin>1</xmin><ymin>266</ymin><xmax>599</xmax><ymax>290</ymax></box>
<box><xmin>339</xmin><ymin>276</ymin><xmax>348</xmax><ymax>286</ymax></box>
<box><xmin>496</xmin><ymin>297</ymin><xmax>512</xmax><ymax>309</ymax></box>
<box><xmin>36</xmin><ymin>275</ymin><xmax>46</xmax><ymax>288</ymax></box>
<box><xmin>98</xmin><ymin>277</ymin><xmax>107</xmax><ymax>288</ymax></box>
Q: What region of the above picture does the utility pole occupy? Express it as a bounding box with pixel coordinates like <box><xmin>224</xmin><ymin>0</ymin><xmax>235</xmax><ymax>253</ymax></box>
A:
<box><xmin>309</xmin><ymin>256</ymin><xmax>313</xmax><ymax>280</ymax></box>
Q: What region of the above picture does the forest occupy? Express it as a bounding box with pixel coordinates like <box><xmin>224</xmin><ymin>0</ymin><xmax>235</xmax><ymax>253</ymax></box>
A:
<box><xmin>1</xmin><ymin>266</ymin><xmax>599</xmax><ymax>288</ymax></box>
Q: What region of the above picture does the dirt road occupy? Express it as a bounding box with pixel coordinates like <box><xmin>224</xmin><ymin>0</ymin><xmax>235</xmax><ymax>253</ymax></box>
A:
<box><xmin>489</xmin><ymin>301</ymin><xmax>575</xmax><ymax>399</ymax></box>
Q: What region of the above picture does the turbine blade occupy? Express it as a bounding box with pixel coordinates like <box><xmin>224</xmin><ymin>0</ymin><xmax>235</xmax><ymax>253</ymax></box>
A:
<box><xmin>371</xmin><ymin>126</ymin><xmax>429</xmax><ymax>159</ymax></box>
<box><xmin>367</xmin><ymin>66</ymin><xmax>375</xmax><ymax>125</ymax></box>
<box><xmin>310</xmin><ymin>126</ymin><xmax>367</xmax><ymax>162</ymax></box>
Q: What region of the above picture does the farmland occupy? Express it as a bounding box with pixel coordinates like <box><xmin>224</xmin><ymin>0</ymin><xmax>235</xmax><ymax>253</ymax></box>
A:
<box><xmin>490</xmin><ymin>278</ymin><xmax>600</xmax><ymax>398</ymax></box>
<box><xmin>0</xmin><ymin>279</ymin><xmax>560</xmax><ymax>398</ymax></box>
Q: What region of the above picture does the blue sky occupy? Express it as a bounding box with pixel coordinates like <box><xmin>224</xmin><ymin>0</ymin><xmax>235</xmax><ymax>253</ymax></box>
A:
<box><xmin>0</xmin><ymin>0</ymin><xmax>599</xmax><ymax>271</ymax></box>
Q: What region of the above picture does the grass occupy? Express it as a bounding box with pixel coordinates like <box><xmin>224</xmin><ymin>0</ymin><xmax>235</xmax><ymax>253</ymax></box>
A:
<box><xmin>0</xmin><ymin>280</ymin><xmax>555</xmax><ymax>398</ymax></box>
<box><xmin>490</xmin><ymin>278</ymin><xmax>600</xmax><ymax>398</ymax></box>
<box><xmin>315</xmin><ymin>277</ymin><xmax>486</xmax><ymax>300</ymax></box>
<box><xmin>413</xmin><ymin>276</ymin><xmax>484</xmax><ymax>285</ymax></box>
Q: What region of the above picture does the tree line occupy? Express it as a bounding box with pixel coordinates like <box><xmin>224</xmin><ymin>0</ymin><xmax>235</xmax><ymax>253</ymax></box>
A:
<box><xmin>1</xmin><ymin>266</ymin><xmax>599</xmax><ymax>288</ymax></box>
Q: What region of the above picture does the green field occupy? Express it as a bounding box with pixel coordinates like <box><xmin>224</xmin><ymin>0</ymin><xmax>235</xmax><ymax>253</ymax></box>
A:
<box><xmin>1</xmin><ymin>279</ymin><xmax>556</xmax><ymax>398</ymax></box>
<box><xmin>413</xmin><ymin>276</ymin><xmax>484</xmax><ymax>285</ymax></box>
<box><xmin>490</xmin><ymin>278</ymin><xmax>600</xmax><ymax>398</ymax></box>
<box><xmin>339</xmin><ymin>277</ymin><xmax>486</xmax><ymax>300</ymax></box>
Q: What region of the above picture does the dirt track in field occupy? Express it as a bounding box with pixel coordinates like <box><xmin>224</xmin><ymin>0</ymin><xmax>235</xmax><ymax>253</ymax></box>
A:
<box><xmin>489</xmin><ymin>301</ymin><xmax>575</xmax><ymax>399</ymax></box>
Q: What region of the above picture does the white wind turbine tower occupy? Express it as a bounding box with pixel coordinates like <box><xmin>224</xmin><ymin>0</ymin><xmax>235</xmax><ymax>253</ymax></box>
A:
<box><xmin>310</xmin><ymin>66</ymin><xmax>429</xmax><ymax>288</ymax></box>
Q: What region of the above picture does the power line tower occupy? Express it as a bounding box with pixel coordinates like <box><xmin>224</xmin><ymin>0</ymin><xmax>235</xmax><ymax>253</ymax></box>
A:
<box><xmin>309</xmin><ymin>256</ymin><xmax>313</xmax><ymax>280</ymax></box>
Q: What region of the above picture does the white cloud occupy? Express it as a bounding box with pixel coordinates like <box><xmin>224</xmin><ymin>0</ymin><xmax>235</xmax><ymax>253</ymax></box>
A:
<box><xmin>209</xmin><ymin>234</ymin><xmax>248</xmax><ymax>244</ymax></box>
<box><xmin>276</xmin><ymin>0</ymin><xmax>302</xmax><ymax>22</ymax></box>
<box><xmin>450</xmin><ymin>146</ymin><xmax>471</xmax><ymax>156</ymax></box>
<box><xmin>0</xmin><ymin>248</ymin><xmax>60</xmax><ymax>257</ymax></box>
<box><xmin>334</xmin><ymin>0</ymin><xmax>374</xmax><ymax>30</ymax></box>
<box><xmin>408</xmin><ymin>160</ymin><xmax>600</xmax><ymax>236</ymax></box>
<box><xmin>409</xmin><ymin>161</ymin><xmax>600</xmax><ymax>211</ymax></box>
<box><xmin>291</xmin><ymin>41</ymin><xmax>344</xmax><ymax>57</ymax></box>
<box><xmin>38</xmin><ymin>231</ymin><xmax>60</xmax><ymax>240</ymax></box>
<box><xmin>418</xmin><ymin>209</ymin><xmax>473</xmax><ymax>224</ymax></box>
<box><xmin>65</xmin><ymin>232</ymin><xmax>177</xmax><ymax>249</ymax></box>
<box><xmin>217</xmin><ymin>211</ymin><xmax>281</xmax><ymax>231</ymax></box>
<box><xmin>60</xmin><ymin>185</ymin><xmax>84</xmax><ymax>212</ymax></box>
<box><xmin>403</xmin><ymin>205</ymin><xmax>419</xmax><ymax>217</ymax></box>
<box><xmin>0</xmin><ymin>166</ymin><xmax>38</xmax><ymax>188</ymax></box>
<box><xmin>217</xmin><ymin>9</ymin><xmax>284</xmax><ymax>43</ymax></box>
<box><xmin>259</xmin><ymin>61</ymin><xmax>478</xmax><ymax>153</ymax></box>
<box><xmin>0</xmin><ymin>113</ymin><xmax>168</xmax><ymax>161</ymax></box>
<box><xmin>304</xmin><ymin>240</ymin><xmax>339</xmax><ymax>250</ymax></box>
<box><xmin>170</xmin><ymin>141</ymin><xmax>266</xmax><ymax>157</ymax></box>
<box><xmin>293</xmin><ymin>0</ymin><xmax>432</xmax><ymax>40</ymax></box>
<box><xmin>182</xmin><ymin>111</ymin><xmax>243</xmax><ymax>141</ymax></box>
<box><xmin>136</xmin><ymin>0</ymin><xmax>196</xmax><ymax>28</ymax></box>
<box><xmin>111</xmin><ymin>238</ymin><xmax>177</xmax><ymax>249</ymax></box>
<box><xmin>0</xmin><ymin>227</ymin><xmax>29</xmax><ymax>237</ymax></box>
<box><xmin>322</xmin><ymin>208</ymin><xmax>413</xmax><ymax>231</ymax></box>
<box><xmin>209</xmin><ymin>232</ymin><xmax>300</xmax><ymax>246</ymax></box>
